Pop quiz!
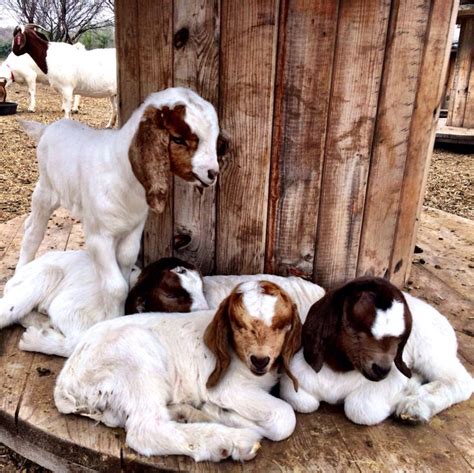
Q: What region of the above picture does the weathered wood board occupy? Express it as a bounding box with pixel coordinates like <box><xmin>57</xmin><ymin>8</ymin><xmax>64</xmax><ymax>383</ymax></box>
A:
<box><xmin>115</xmin><ymin>0</ymin><xmax>459</xmax><ymax>288</ymax></box>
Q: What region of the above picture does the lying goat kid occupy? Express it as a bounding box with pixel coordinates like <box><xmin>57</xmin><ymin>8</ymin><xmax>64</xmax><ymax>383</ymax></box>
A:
<box><xmin>127</xmin><ymin>270</ymin><xmax>325</xmax><ymax>317</ymax></box>
<box><xmin>280</xmin><ymin>277</ymin><xmax>473</xmax><ymax>425</ymax></box>
<box><xmin>55</xmin><ymin>281</ymin><xmax>301</xmax><ymax>461</ymax></box>
<box><xmin>17</xmin><ymin>87</ymin><xmax>226</xmax><ymax>321</ymax></box>
<box><xmin>125</xmin><ymin>257</ymin><xmax>208</xmax><ymax>314</ymax></box>
<box><xmin>0</xmin><ymin>252</ymin><xmax>208</xmax><ymax>357</ymax></box>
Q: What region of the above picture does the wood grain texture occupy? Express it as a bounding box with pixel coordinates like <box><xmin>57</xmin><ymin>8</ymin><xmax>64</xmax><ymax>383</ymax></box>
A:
<box><xmin>215</xmin><ymin>0</ymin><xmax>279</xmax><ymax>274</ymax></box>
<box><xmin>357</xmin><ymin>0</ymin><xmax>431</xmax><ymax>280</ymax></box>
<box><xmin>314</xmin><ymin>0</ymin><xmax>391</xmax><ymax>288</ymax></box>
<box><xmin>137</xmin><ymin>0</ymin><xmax>174</xmax><ymax>266</ymax></box>
<box><xmin>115</xmin><ymin>0</ymin><xmax>140</xmax><ymax>124</ymax></box>
<box><xmin>447</xmin><ymin>17</ymin><xmax>474</xmax><ymax>127</ymax></box>
<box><xmin>461</xmin><ymin>18</ymin><xmax>474</xmax><ymax>128</ymax></box>
<box><xmin>390</xmin><ymin>0</ymin><xmax>459</xmax><ymax>287</ymax></box>
<box><xmin>265</xmin><ymin>0</ymin><xmax>338</xmax><ymax>278</ymax></box>
<box><xmin>173</xmin><ymin>0</ymin><xmax>220</xmax><ymax>274</ymax></box>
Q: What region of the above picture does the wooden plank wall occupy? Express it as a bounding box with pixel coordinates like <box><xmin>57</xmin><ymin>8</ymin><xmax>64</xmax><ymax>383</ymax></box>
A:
<box><xmin>116</xmin><ymin>0</ymin><xmax>458</xmax><ymax>288</ymax></box>
<box><xmin>447</xmin><ymin>16</ymin><xmax>474</xmax><ymax>128</ymax></box>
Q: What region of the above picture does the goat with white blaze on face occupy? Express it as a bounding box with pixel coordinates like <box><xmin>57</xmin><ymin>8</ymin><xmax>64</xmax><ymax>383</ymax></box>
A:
<box><xmin>54</xmin><ymin>281</ymin><xmax>301</xmax><ymax>462</ymax></box>
<box><xmin>280</xmin><ymin>277</ymin><xmax>473</xmax><ymax>426</ymax></box>
<box><xmin>16</xmin><ymin>86</ymin><xmax>227</xmax><ymax>322</ymax></box>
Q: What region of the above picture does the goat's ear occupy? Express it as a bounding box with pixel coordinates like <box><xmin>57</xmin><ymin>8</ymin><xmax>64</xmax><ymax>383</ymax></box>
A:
<box><xmin>281</xmin><ymin>302</ymin><xmax>302</xmax><ymax>391</ymax></box>
<box><xmin>395</xmin><ymin>301</ymin><xmax>412</xmax><ymax>378</ymax></box>
<box><xmin>302</xmin><ymin>292</ymin><xmax>339</xmax><ymax>373</ymax></box>
<box><xmin>216</xmin><ymin>130</ymin><xmax>230</xmax><ymax>157</ymax></box>
<box><xmin>128</xmin><ymin>106</ymin><xmax>170</xmax><ymax>214</ymax></box>
<box><xmin>204</xmin><ymin>296</ymin><xmax>232</xmax><ymax>388</ymax></box>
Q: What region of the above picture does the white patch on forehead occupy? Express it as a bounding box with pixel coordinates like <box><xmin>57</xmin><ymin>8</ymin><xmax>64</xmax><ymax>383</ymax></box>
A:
<box><xmin>371</xmin><ymin>300</ymin><xmax>405</xmax><ymax>340</ymax></box>
<box><xmin>172</xmin><ymin>267</ymin><xmax>209</xmax><ymax>311</ymax></box>
<box><xmin>238</xmin><ymin>281</ymin><xmax>277</xmax><ymax>327</ymax></box>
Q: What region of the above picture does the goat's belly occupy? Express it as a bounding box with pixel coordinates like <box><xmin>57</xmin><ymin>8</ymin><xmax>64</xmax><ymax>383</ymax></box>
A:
<box><xmin>74</xmin><ymin>78</ymin><xmax>116</xmax><ymax>97</ymax></box>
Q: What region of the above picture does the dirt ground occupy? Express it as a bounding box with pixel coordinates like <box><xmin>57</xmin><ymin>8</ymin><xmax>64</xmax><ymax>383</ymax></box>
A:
<box><xmin>0</xmin><ymin>83</ymin><xmax>112</xmax><ymax>223</ymax></box>
<box><xmin>1</xmin><ymin>83</ymin><xmax>472</xmax><ymax>224</ymax></box>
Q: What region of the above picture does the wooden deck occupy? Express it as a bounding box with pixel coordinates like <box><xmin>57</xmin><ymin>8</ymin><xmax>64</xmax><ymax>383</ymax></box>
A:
<box><xmin>0</xmin><ymin>208</ymin><xmax>472</xmax><ymax>472</ymax></box>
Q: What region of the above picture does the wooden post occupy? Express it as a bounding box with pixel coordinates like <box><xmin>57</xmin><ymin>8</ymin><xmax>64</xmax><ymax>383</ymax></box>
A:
<box><xmin>115</xmin><ymin>0</ymin><xmax>459</xmax><ymax>288</ymax></box>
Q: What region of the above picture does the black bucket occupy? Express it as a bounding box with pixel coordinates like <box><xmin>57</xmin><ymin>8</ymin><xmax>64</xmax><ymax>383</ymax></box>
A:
<box><xmin>0</xmin><ymin>102</ymin><xmax>18</xmax><ymax>115</ymax></box>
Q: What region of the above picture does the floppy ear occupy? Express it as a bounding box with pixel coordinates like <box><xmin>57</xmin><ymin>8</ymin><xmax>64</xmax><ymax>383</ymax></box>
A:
<box><xmin>128</xmin><ymin>106</ymin><xmax>171</xmax><ymax>213</ymax></box>
<box><xmin>394</xmin><ymin>301</ymin><xmax>412</xmax><ymax>378</ymax></box>
<box><xmin>280</xmin><ymin>303</ymin><xmax>302</xmax><ymax>391</ymax></box>
<box><xmin>204</xmin><ymin>296</ymin><xmax>232</xmax><ymax>388</ymax></box>
<box><xmin>302</xmin><ymin>292</ymin><xmax>340</xmax><ymax>373</ymax></box>
<box><xmin>216</xmin><ymin>130</ymin><xmax>230</xmax><ymax>157</ymax></box>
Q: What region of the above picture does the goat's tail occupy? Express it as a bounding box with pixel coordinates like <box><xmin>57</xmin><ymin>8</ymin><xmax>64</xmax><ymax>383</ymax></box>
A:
<box><xmin>18</xmin><ymin>120</ymin><xmax>47</xmax><ymax>143</ymax></box>
<box><xmin>0</xmin><ymin>265</ymin><xmax>63</xmax><ymax>330</ymax></box>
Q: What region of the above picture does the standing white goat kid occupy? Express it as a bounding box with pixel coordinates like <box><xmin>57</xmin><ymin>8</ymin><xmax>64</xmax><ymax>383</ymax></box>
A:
<box><xmin>16</xmin><ymin>87</ymin><xmax>224</xmax><ymax>319</ymax></box>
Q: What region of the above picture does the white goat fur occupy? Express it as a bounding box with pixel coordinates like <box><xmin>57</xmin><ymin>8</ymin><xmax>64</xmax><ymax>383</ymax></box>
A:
<box><xmin>0</xmin><ymin>251</ymin><xmax>144</xmax><ymax>357</ymax></box>
<box><xmin>42</xmin><ymin>43</ymin><xmax>116</xmax><ymax>126</ymax></box>
<box><xmin>55</xmin><ymin>308</ymin><xmax>295</xmax><ymax>461</ymax></box>
<box><xmin>0</xmin><ymin>50</ymin><xmax>81</xmax><ymax>112</ymax></box>
<box><xmin>281</xmin><ymin>292</ymin><xmax>473</xmax><ymax>425</ymax></box>
<box><xmin>17</xmin><ymin>87</ymin><xmax>220</xmax><ymax>323</ymax></box>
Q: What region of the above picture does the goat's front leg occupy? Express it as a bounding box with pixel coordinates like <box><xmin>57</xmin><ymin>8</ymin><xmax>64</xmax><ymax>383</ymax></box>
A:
<box><xmin>106</xmin><ymin>95</ymin><xmax>118</xmax><ymax>128</ymax></box>
<box><xmin>26</xmin><ymin>76</ymin><xmax>36</xmax><ymax>112</ymax></box>
<box><xmin>17</xmin><ymin>182</ymin><xmax>58</xmax><ymax>269</ymax></box>
<box><xmin>87</xmin><ymin>234</ymin><xmax>128</xmax><ymax>318</ymax></box>
<box><xmin>210</xmin><ymin>387</ymin><xmax>296</xmax><ymax>441</ymax></box>
<box><xmin>116</xmin><ymin>221</ymin><xmax>145</xmax><ymax>284</ymax></box>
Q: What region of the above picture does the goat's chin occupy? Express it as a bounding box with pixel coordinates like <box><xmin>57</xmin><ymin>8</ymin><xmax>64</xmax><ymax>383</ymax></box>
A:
<box><xmin>361</xmin><ymin>369</ymin><xmax>387</xmax><ymax>382</ymax></box>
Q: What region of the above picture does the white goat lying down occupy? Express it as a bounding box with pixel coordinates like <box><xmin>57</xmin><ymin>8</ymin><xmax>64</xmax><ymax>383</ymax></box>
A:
<box><xmin>55</xmin><ymin>281</ymin><xmax>302</xmax><ymax>461</ymax></box>
<box><xmin>0</xmin><ymin>50</ymin><xmax>81</xmax><ymax>112</ymax></box>
<box><xmin>16</xmin><ymin>86</ymin><xmax>223</xmax><ymax>322</ymax></box>
<box><xmin>12</xmin><ymin>25</ymin><xmax>115</xmax><ymax>126</ymax></box>
<box><xmin>0</xmin><ymin>252</ymin><xmax>209</xmax><ymax>357</ymax></box>
<box><xmin>280</xmin><ymin>277</ymin><xmax>473</xmax><ymax>425</ymax></box>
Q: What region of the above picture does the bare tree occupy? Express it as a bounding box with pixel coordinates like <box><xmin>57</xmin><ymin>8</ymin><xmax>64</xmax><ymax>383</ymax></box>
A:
<box><xmin>1</xmin><ymin>0</ymin><xmax>114</xmax><ymax>43</ymax></box>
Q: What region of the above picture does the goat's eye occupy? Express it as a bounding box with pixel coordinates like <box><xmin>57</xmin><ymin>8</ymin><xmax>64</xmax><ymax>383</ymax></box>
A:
<box><xmin>165</xmin><ymin>293</ymin><xmax>177</xmax><ymax>299</ymax></box>
<box><xmin>171</xmin><ymin>136</ymin><xmax>186</xmax><ymax>146</ymax></box>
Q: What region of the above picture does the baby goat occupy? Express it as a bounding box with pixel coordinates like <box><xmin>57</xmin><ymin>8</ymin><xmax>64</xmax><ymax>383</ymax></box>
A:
<box><xmin>55</xmin><ymin>281</ymin><xmax>301</xmax><ymax>462</ymax></box>
<box><xmin>125</xmin><ymin>257</ymin><xmax>208</xmax><ymax>314</ymax></box>
<box><xmin>0</xmin><ymin>252</ymin><xmax>207</xmax><ymax>357</ymax></box>
<box><xmin>17</xmin><ymin>87</ymin><xmax>225</xmax><ymax>320</ymax></box>
<box><xmin>280</xmin><ymin>277</ymin><xmax>473</xmax><ymax>425</ymax></box>
<box><xmin>127</xmin><ymin>266</ymin><xmax>324</xmax><ymax>318</ymax></box>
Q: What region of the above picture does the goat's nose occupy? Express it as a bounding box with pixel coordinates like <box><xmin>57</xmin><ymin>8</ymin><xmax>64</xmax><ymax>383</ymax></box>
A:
<box><xmin>207</xmin><ymin>169</ymin><xmax>218</xmax><ymax>181</ymax></box>
<box><xmin>250</xmin><ymin>355</ymin><xmax>270</xmax><ymax>370</ymax></box>
<box><xmin>372</xmin><ymin>363</ymin><xmax>391</xmax><ymax>379</ymax></box>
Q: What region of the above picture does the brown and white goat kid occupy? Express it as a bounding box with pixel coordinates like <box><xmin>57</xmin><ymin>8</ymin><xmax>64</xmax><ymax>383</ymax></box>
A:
<box><xmin>16</xmin><ymin>87</ymin><xmax>227</xmax><ymax>320</ymax></box>
<box><xmin>55</xmin><ymin>281</ymin><xmax>301</xmax><ymax>462</ymax></box>
<box><xmin>0</xmin><ymin>252</ymin><xmax>208</xmax><ymax>357</ymax></box>
<box><xmin>280</xmin><ymin>277</ymin><xmax>473</xmax><ymax>425</ymax></box>
<box><xmin>125</xmin><ymin>257</ymin><xmax>208</xmax><ymax>314</ymax></box>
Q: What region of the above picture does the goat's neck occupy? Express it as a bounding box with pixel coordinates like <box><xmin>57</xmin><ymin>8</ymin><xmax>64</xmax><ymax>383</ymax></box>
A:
<box><xmin>24</xmin><ymin>33</ymin><xmax>48</xmax><ymax>74</ymax></box>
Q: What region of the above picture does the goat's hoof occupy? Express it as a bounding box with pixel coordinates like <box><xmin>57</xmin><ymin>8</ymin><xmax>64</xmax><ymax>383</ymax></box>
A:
<box><xmin>396</xmin><ymin>397</ymin><xmax>431</xmax><ymax>424</ymax></box>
